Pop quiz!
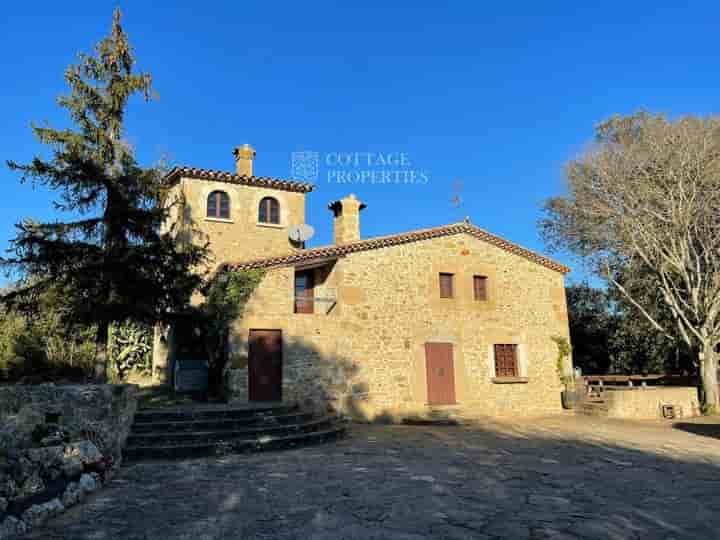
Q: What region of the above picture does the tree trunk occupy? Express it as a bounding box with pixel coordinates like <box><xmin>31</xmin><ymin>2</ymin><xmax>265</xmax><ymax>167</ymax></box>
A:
<box><xmin>700</xmin><ymin>342</ymin><xmax>719</xmax><ymax>411</ymax></box>
<box><xmin>206</xmin><ymin>331</ymin><xmax>227</xmax><ymax>399</ymax></box>
<box><xmin>94</xmin><ymin>321</ymin><xmax>109</xmax><ymax>383</ymax></box>
<box><xmin>207</xmin><ymin>359</ymin><xmax>224</xmax><ymax>400</ymax></box>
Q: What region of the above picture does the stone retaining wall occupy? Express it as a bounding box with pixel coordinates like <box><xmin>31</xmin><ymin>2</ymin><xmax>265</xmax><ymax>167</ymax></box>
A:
<box><xmin>0</xmin><ymin>384</ymin><xmax>138</xmax><ymax>538</ymax></box>
<box><xmin>0</xmin><ymin>384</ymin><xmax>138</xmax><ymax>460</ymax></box>
<box><xmin>604</xmin><ymin>387</ymin><xmax>700</xmax><ymax>419</ymax></box>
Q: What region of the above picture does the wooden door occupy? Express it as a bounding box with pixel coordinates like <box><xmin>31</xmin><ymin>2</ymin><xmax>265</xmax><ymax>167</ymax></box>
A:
<box><xmin>248</xmin><ymin>330</ymin><xmax>282</xmax><ymax>401</ymax></box>
<box><xmin>425</xmin><ymin>343</ymin><xmax>456</xmax><ymax>405</ymax></box>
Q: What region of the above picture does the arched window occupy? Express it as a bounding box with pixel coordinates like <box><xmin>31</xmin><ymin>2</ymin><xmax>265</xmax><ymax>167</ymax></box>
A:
<box><xmin>207</xmin><ymin>191</ymin><xmax>230</xmax><ymax>219</ymax></box>
<box><xmin>258</xmin><ymin>197</ymin><xmax>280</xmax><ymax>224</ymax></box>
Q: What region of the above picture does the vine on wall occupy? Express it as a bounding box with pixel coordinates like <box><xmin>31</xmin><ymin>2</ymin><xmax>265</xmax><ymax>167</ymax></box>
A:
<box><xmin>552</xmin><ymin>335</ymin><xmax>573</xmax><ymax>386</ymax></box>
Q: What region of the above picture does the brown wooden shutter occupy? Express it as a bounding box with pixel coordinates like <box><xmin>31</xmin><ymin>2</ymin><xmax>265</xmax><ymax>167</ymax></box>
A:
<box><xmin>439</xmin><ymin>273</ymin><xmax>454</xmax><ymax>298</ymax></box>
<box><xmin>473</xmin><ymin>275</ymin><xmax>488</xmax><ymax>301</ymax></box>
<box><xmin>270</xmin><ymin>199</ymin><xmax>280</xmax><ymax>224</ymax></box>
<box><xmin>494</xmin><ymin>344</ymin><xmax>518</xmax><ymax>377</ymax></box>
<box><xmin>219</xmin><ymin>192</ymin><xmax>230</xmax><ymax>219</ymax></box>
<box><xmin>258</xmin><ymin>198</ymin><xmax>268</xmax><ymax>222</ymax></box>
<box><xmin>294</xmin><ymin>270</ymin><xmax>315</xmax><ymax>314</ymax></box>
<box><xmin>207</xmin><ymin>192</ymin><xmax>218</xmax><ymax>217</ymax></box>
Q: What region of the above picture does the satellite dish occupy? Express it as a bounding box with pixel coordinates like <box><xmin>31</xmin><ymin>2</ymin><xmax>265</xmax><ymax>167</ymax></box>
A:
<box><xmin>289</xmin><ymin>224</ymin><xmax>315</xmax><ymax>243</ymax></box>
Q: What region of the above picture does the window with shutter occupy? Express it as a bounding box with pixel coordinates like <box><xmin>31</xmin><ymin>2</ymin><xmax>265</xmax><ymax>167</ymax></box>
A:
<box><xmin>294</xmin><ymin>270</ymin><xmax>314</xmax><ymax>314</ymax></box>
<box><xmin>473</xmin><ymin>275</ymin><xmax>488</xmax><ymax>301</ymax></box>
<box><xmin>439</xmin><ymin>273</ymin><xmax>454</xmax><ymax>298</ymax></box>
<box><xmin>207</xmin><ymin>191</ymin><xmax>230</xmax><ymax>219</ymax></box>
<box><xmin>259</xmin><ymin>197</ymin><xmax>280</xmax><ymax>224</ymax></box>
<box><xmin>494</xmin><ymin>344</ymin><xmax>518</xmax><ymax>377</ymax></box>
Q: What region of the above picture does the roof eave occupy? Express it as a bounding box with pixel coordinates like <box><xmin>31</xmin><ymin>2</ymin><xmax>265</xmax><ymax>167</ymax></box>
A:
<box><xmin>164</xmin><ymin>166</ymin><xmax>315</xmax><ymax>194</ymax></box>
<box><xmin>224</xmin><ymin>223</ymin><xmax>570</xmax><ymax>275</ymax></box>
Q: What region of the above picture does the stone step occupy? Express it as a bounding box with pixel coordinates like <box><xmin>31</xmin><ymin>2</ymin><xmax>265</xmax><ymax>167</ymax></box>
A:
<box><xmin>576</xmin><ymin>402</ymin><xmax>610</xmax><ymax>416</ymax></box>
<box><xmin>133</xmin><ymin>404</ymin><xmax>298</xmax><ymax>423</ymax></box>
<box><xmin>126</xmin><ymin>415</ymin><xmax>338</xmax><ymax>446</ymax></box>
<box><xmin>131</xmin><ymin>411</ymin><xmax>314</xmax><ymax>433</ymax></box>
<box><xmin>123</xmin><ymin>424</ymin><xmax>347</xmax><ymax>461</ymax></box>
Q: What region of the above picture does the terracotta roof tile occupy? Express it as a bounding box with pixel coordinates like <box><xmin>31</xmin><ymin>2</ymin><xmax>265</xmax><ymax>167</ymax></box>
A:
<box><xmin>165</xmin><ymin>166</ymin><xmax>314</xmax><ymax>193</ymax></box>
<box><xmin>223</xmin><ymin>222</ymin><xmax>570</xmax><ymax>274</ymax></box>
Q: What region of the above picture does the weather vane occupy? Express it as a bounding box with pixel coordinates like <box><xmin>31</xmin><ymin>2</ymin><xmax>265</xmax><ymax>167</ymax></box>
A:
<box><xmin>451</xmin><ymin>179</ymin><xmax>463</xmax><ymax>213</ymax></box>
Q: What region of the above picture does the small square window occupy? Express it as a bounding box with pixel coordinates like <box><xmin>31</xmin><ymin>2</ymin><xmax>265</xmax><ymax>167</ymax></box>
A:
<box><xmin>473</xmin><ymin>275</ymin><xmax>488</xmax><ymax>301</ymax></box>
<box><xmin>439</xmin><ymin>273</ymin><xmax>454</xmax><ymax>298</ymax></box>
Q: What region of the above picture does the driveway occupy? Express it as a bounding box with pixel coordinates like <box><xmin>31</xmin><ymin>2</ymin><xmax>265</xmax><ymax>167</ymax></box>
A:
<box><xmin>25</xmin><ymin>414</ymin><xmax>720</xmax><ymax>539</ymax></box>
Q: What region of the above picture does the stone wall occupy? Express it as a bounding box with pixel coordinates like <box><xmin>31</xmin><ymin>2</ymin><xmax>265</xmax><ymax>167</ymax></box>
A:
<box><xmin>0</xmin><ymin>384</ymin><xmax>138</xmax><ymax>460</ymax></box>
<box><xmin>166</xmin><ymin>177</ymin><xmax>307</xmax><ymax>267</ymax></box>
<box><xmin>226</xmin><ymin>232</ymin><xmax>571</xmax><ymax>420</ymax></box>
<box><xmin>0</xmin><ymin>384</ymin><xmax>138</xmax><ymax>538</ymax></box>
<box><xmin>603</xmin><ymin>387</ymin><xmax>700</xmax><ymax>419</ymax></box>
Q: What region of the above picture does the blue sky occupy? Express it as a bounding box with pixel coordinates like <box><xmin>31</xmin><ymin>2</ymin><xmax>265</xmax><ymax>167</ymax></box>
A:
<box><xmin>1</xmin><ymin>2</ymin><xmax>718</xmax><ymax>285</ymax></box>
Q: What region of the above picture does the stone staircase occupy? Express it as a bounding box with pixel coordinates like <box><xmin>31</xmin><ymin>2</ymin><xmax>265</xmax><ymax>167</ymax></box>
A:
<box><xmin>123</xmin><ymin>404</ymin><xmax>347</xmax><ymax>461</ymax></box>
<box><xmin>576</xmin><ymin>393</ymin><xmax>610</xmax><ymax>416</ymax></box>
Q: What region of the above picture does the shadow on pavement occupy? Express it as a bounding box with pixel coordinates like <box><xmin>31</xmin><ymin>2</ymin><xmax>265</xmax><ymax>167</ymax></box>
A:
<box><xmin>673</xmin><ymin>420</ymin><xmax>720</xmax><ymax>440</ymax></box>
<box><xmin>24</xmin><ymin>417</ymin><xmax>720</xmax><ymax>540</ymax></box>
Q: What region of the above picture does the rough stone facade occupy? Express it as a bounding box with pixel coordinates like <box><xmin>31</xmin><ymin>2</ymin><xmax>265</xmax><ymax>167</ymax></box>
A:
<box><xmin>161</xmin><ymin>157</ymin><xmax>572</xmax><ymax>420</ymax></box>
<box><xmin>226</xmin><ymin>232</ymin><xmax>571</xmax><ymax>420</ymax></box>
<box><xmin>163</xmin><ymin>177</ymin><xmax>307</xmax><ymax>267</ymax></box>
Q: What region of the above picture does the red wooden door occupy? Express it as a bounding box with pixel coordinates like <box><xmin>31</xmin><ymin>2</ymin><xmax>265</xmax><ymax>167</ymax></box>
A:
<box><xmin>249</xmin><ymin>330</ymin><xmax>282</xmax><ymax>401</ymax></box>
<box><xmin>425</xmin><ymin>343</ymin><xmax>456</xmax><ymax>405</ymax></box>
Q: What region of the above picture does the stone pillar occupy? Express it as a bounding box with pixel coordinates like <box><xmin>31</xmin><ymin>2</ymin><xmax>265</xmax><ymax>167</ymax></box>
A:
<box><xmin>152</xmin><ymin>323</ymin><xmax>170</xmax><ymax>384</ymax></box>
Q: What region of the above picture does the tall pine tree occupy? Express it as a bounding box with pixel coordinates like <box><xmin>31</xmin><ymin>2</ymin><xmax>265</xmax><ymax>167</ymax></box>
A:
<box><xmin>5</xmin><ymin>9</ymin><xmax>206</xmax><ymax>381</ymax></box>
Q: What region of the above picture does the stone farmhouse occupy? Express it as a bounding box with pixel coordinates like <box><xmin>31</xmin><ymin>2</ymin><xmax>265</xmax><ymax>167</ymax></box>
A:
<box><xmin>157</xmin><ymin>145</ymin><xmax>573</xmax><ymax>420</ymax></box>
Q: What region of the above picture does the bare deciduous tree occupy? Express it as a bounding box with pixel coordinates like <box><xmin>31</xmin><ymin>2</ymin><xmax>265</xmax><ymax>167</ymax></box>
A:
<box><xmin>542</xmin><ymin>112</ymin><xmax>720</xmax><ymax>409</ymax></box>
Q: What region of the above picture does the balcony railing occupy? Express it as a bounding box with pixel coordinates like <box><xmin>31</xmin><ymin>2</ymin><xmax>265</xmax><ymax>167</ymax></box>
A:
<box><xmin>294</xmin><ymin>288</ymin><xmax>337</xmax><ymax>315</ymax></box>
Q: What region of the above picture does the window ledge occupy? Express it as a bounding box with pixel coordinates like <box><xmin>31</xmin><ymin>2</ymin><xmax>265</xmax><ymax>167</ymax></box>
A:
<box><xmin>205</xmin><ymin>217</ymin><xmax>233</xmax><ymax>224</ymax></box>
<box><xmin>492</xmin><ymin>377</ymin><xmax>529</xmax><ymax>384</ymax></box>
<box><xmin>256</xmin><ymin>222</ymin><xmax>285</xmax><ymax>229</ymax></box>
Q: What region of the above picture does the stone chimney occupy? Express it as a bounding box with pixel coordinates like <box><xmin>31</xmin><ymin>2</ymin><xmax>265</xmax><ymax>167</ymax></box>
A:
<box><xmin>232</xmin><ymin>144</ymin><xmax>256</xmax><ymax>176</ymax></box>
<box><xmin>328</xmin><ymin>194</ymin><xmax>366</xmax><ymax>244</ymax></box>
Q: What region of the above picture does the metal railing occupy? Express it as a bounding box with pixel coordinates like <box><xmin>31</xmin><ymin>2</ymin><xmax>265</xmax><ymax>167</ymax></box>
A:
<box><xmin>294</xmin><ymin>288</ymin><xmax>337</xmax><ymax>315</ymax></box>
<box><xmin>578</xmin><ymin>375</ymin><xmax>700</xmax><ymax>399</ymax></box>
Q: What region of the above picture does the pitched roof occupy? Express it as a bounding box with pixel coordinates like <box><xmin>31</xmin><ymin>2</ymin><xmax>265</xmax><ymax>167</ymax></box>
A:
<box><xmin>223</xmin><ymin>222</ymin><xmax>570</xmax><ymax>274</ymax></box>
<box><xmin>165</xmin><ymin>166</ymin><xmax>314</xmax><ymax>193</ymax></box>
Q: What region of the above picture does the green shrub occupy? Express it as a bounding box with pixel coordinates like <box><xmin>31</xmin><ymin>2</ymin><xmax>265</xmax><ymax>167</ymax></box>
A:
<box><xmin>0</xmin><ymin>302</ymin><xmax>96</xmax><ymax>383</ymax></box>
<box><xmin>0</xmin><ymin>306</ymin><xmax>29</xmax><ymax>378</ymax></box>
<box><xmin>552</xmin><ymin>335</ymin><xmax>573</xmax><ymax>386</ymax></box>
<box><xmin>108</xmin><ymin>319</ymin><xmax>152</xmax><ymax>380</ymax></box>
